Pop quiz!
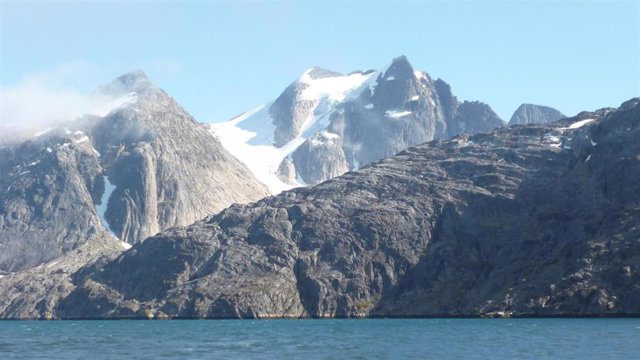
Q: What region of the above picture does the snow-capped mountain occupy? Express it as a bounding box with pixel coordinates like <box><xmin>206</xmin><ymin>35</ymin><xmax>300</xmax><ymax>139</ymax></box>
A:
<box><xmin>210</xmin><ymin>56</ymin><xmax>505</xmax><ymax>193</ymax></box>
<box><xmin>0</xmin><ymin>70</ymin><xmax>269</xmax><ymax>272</ymax></box>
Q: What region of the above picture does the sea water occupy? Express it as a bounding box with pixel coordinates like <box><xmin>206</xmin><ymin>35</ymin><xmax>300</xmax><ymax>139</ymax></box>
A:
<box><xmin>1</xmin><ymin>318</ymin><xmax>638</xmax><ymax>359</ymax></box>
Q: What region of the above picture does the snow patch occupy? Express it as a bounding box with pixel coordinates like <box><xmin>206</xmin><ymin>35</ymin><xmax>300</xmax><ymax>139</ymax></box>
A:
<box><xmin>543</xmin><ymin>132</ymin><xmax>563</xmax><ymax>148</ymax></box>
<box><xmin>298</xmin><ymin>69</ymin><xmax>377</xmax><ymax>103</ymax></box>
<box><xmin>409</xmin><ymin>95</ymin><xmax>420</xmax><ymax>101</ymax></box>
<box><xmin>591</xmin><ymin>139</ymin><xmax>597</xmax><ymax>146</ymax></box>
<box><xmin>121</xmin><ymin>241</ymin><xmax>132</xmax><ymax>250</ymax></box>
<box><xmin>71</xmin><ymin>131</ymin><xmax>89</xmax><ymax>144</ymax></box>
<box><xmin>565</xmin><ymin>119</ymin><xmax>595</xmax><ymax>130</ymax></box>
<box><xmin>385</xmin><ymin>76</ymin><xmax>395</xmax><ymax>81</ymax></box>
<box><xmin>209</xmin><ymin>69</ymin><xmax>382</xmax><ymax>194</ymax></box>
<box><xmin>97</xmin><ymin>175</ymin><xmax>119</xmax><ymax>239</ymax></box>
<box><xmin>209</xmin><ymin>120</ymin><xmax>307</xmax><ymax>194</ymax></box>
<box><xmin>585</xmin><ymin>155</ymin><xmax>591</xmax><ymax>162</ymax></box>
<box><xmin>46</xmin><ymin>147</ymin><xmax>53</xmax><ymax>153</ymax></box>
<box><xmin>309</xmin><ymin>131</ymin><xmax>340</xmax><ymax>147</ymax></box>
<box><xmin>35</xmin><ymin>128</ymin><xmax>52</xmax><ymax>137</ymax></box>
<box><xmin>364</xmin><ymin>104</ymin><xmax>374</xmax><ymax>109</ymax></box>
<box><xmin>385</xmin><ymin>110</ymin><xmax>412</xmax><ymax>119</ymax></box>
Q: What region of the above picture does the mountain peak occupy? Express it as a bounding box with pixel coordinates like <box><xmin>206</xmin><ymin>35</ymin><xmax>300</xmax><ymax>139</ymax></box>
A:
<box><xmin>509</xmin><ymin>103</ymin><xmax>565</xmax><ymax>125</ymax></box>
<box><xmin>98</xmin><ymin>69</ymin><xmax>156</xmax><ymax>96</ymax></box>
<box><xmin>381</xmin><ymin>55</ymin><xmax>414</xmax><ymax>80</ymax></box>
<box><xmin>301</xmin><ymin>67</ymin><xmax>343</xmax><ymax>81</ymax></box>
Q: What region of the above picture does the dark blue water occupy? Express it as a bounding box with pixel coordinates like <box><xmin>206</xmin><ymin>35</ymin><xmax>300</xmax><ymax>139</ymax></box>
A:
<box><xmin>1</xmin><ymin>319</ymin><xmax>638</xmax><ymax>359</ymax></box>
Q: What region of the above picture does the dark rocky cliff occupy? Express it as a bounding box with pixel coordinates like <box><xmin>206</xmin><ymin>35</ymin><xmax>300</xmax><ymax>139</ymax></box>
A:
<box><xmin>2</xmin><ymin>98</ymin><xmax>635</xmax><ymax>319</ymax></box>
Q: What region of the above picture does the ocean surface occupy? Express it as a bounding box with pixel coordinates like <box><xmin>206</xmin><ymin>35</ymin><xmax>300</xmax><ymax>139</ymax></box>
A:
<box><xmin>1</xmin><ymin>318</ymin><xmax>638</xmax><ymax>359</ymax></box>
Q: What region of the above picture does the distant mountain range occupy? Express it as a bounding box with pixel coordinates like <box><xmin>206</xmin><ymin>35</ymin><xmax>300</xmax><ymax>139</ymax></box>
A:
<box><xmin>1</xmin><ymin>96</ymin><xmax>637</xmax><ymax>319</ymax></box>
<box><xmin>4</xmin><ymin>58</ymin><xmax>635</xmax><ymax>320</ymax></box>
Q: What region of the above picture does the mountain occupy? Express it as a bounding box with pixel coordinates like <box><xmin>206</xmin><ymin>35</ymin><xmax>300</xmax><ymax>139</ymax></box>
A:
<box><xmin>210</xmin><ymin>56</ymin><xmax>504</xmax><ymax>193</ymax></box>
<box><xmin>509</xmin><ymin>103</ymin><xmax>565</xmax><ymax>125</ymax></box>
<box><xmin>0</xmin><ymin>70</ymin><xmax>269</xmax><ymax>273</ymax></box>
<box><xmin>2</xmin><ymin>97</ymin><xmax>637</xmax><ymax>319</ymax></box>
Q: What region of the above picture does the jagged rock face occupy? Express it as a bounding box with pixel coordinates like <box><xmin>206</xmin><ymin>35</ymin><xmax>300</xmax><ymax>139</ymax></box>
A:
<box><xmin>269</xmin><ymin>67</ymin><xmax>345</xmax><ymax>147</ymax></box>
<box><xmin>15</xmin><ymin>98</ymin><xmax>634</xmax><ymax>320</ymax></box>
<box><xmin>510</xmin><ymin>104</ymin><xmax>565</xmax><ymax>125</ymax></box>
<box><xmin>276</xmin><ymin>158</ymin><xmax>297</xmax><ymax>185</ymax></box>
<box><xmin>0</xmin><ymin>71</ymin><xmax>269</xmax><ymax>272</ymax></box>
<box><xmin>212</xmin><ymin>55</ymin><xmax>505</xmax><ymax>191</ymax></box>
<box><xmin>450</xmin><ymin>101</ymin><xmax>505</xmax><ymax>137</ymax></box>
<box><xmin>290</xmin><ymin>132</ymin><xmax>349</xmax><ymax>184</ymax></box>
<box><xmin>0</xmin><ymin>130</ymin><xmax>110</xmax><ymax>272</ymax></box>
<box><xmin>91</xmin><ymin>75</ymin><xmax>269</xmax><ymax>243</ymax></box>
<box><xmin>336</xmin><ymin>56</ymin><xmax>449</xmax><ymax>168</ymax></box>
<box><xmin>269</xmin><ymin>82</ymin><xmax>317</xmax><ymax>147</ymax></box>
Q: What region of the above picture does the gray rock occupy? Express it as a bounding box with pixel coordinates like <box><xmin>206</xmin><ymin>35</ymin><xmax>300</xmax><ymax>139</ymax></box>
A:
<box><xmin>290</xmin><ymin>132</ymin><xmax>349</xmax><ymax>184</ymax></box>
<box><xmin>0</xmin><ymin>130</ymin><xmax>110</xmax><ymax>272</ymax></box>
<box><xmin>509</xmin><ymin>103</ymin><xmax>565</xmax><ymax>125</ymax></box>
<box><xmin>288</xmin><ymin>56</ymin><xmax>505</xmax><ymax>185</ymax></box>
<box><xmin>276</xmin><ymin>158</ymin><xmax>297</xmax><ymax>185</ymax></box>
<box><xmin>91</xmin><ymin>72</ymin><xmax>269</xmax><ymax>243</ymax></box>
<box><xmin>0</xmin><ymin>71</ymin><xmax>269</xmax><ymax>272</ymax></box>
<box><xmin>5</xmin><ymin>98</ymin><xmax>635</xmax><ymax>319</ymax></box>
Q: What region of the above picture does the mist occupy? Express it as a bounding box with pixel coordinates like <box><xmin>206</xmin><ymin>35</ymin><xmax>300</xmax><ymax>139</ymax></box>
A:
<box><xmin>0</xmin><ymin>64</ymin><xmax>133</xmax><ymax>141</ymax></box>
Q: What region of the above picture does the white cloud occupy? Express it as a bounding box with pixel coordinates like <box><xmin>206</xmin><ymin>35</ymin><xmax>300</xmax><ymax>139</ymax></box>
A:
<box><xmin>0</xmin><ymin>62</ymin><xmax>132</xmax><ymax>139</ymax></box>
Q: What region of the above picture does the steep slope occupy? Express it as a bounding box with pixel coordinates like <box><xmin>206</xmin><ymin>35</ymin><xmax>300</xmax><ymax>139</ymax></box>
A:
<box><xmin>210</xmin><ymin>56</ymin><xmax>504</xmax><ymax>193</ymax></box>
<box><xmin>509</xmin><ymin>103</ymin><xmax>565</xmax><ymax>125</ymax></box>
<box><xmin>0</xmin><ymin>71</ymin><xmax>269</xmax><ymax>272</ymax></box>
<box><xmin>91</xmin><ymin>71</ymin><xmax>269</xmax><ymax>243</ymax></box>
<box><xmin>4</xmin><ymin>98</ymin><xmax>634</xmax><ymax>319</ymax></box>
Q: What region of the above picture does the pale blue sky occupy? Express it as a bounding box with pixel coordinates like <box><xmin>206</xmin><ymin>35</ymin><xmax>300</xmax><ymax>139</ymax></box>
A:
<box><xmin>1</xmin><ymin>1</ymin><xmax>639</xmax><ymax>123</ymax></box>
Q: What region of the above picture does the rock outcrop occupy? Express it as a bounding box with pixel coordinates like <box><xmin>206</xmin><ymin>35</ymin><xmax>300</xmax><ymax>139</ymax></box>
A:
<box><xmin>3</xmin><ymin>98</ymin><xmax>636</xmax><ymax>319</ymax></box>
<box><xmin>509</xmin><ymin>103</ymin><xmax>565</xmax><ymax>125</ymax></box>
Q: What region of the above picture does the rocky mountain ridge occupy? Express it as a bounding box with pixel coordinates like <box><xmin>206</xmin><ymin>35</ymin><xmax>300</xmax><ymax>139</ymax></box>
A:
<box><xmin>0</xmin><ymin>71</ymin><xmax>269</xmax><ymax>273</ymax></box>
<box><xmin>2</xmin><ymin>97</ymin><xmax>637</xmax><ymax>319</ymax></box>
<box><xmin>210</xmin><ymin>56</ymin><xmax>505</xmax><ymax>193</ymax></box>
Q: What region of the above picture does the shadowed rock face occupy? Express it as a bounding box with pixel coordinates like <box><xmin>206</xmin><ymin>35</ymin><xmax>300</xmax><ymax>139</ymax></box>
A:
<box><xmin>6</xmin><ymin>98</ymin><xmax>632</xmax><ymax>320</ymax></box>
<box><xmin>510</xmin><ymin>104</ymin><xmax>565</xmax><ymax>125</ymax></box>
<box><xmin>0</xmin><ymin>71</ymin><xmax>269</xmax><ymax>272</ymax></box>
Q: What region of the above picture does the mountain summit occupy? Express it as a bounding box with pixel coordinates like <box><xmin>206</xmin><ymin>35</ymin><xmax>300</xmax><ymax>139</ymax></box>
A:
<box><xmin>509</xmin><ymin>103</ymin><xmax>565</xmax><ymax>125</ymax></box>
<box><xmin>210</xmin><ymin>56</ymin><xmax>505</xmax><ymax>193</ymax></box>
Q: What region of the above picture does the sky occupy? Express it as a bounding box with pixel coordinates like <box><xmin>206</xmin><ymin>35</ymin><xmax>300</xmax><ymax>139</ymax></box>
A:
<box><xmin>1</xmin><ymin>0</ymin><xmax>639</xmax><ymax>125</ymax></box>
